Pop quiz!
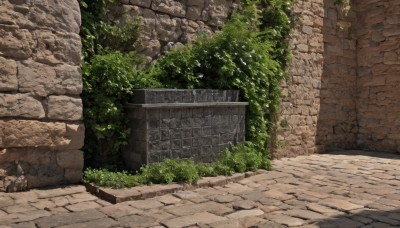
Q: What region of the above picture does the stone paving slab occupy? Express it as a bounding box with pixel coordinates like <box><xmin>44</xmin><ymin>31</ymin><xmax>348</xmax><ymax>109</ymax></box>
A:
<box><xmin>2</xmin><ymin>150</ymin><xmax>400</xmax><ymax>227</ymax></box>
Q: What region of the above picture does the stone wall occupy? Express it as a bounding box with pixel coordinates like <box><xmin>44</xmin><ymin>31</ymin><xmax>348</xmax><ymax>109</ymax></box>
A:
<box><xmin>118</xmin><ymin>0</ymin><xmax>240</xmax><ymax>62</ymax></box>
<box><xmin>278</xmin><ymin>0</ymin><xmax>400</xmax><ymax>157</ymax></box>
<box><xmin>275</xmin><ymin>0</ymin><xmax>358</xmax><ymax>158</ymax></box>
<box><xmin>0</xmin><ymin>0</ymin><xmax>84</xmax><ymax>191</ymax></box>
<box><xmin>355</xmin><ymin>0</ymin><xmax>400</xmax><ymax>152</ymax></box>
<box><xmin>124</xmin><ymin>89</ymin><xmax>246</xmax><ymax>170</ymax></box>
<box><xmin>119</xmin><ymin>0</ymin><xmax>400</xmax><ymax>158</ymax></box>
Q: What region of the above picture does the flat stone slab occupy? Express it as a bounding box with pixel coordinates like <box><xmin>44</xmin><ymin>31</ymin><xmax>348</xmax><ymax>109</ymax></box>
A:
<box><xmin>2</xmin><ymin>151</ymin><xmax>400</xmax><ymax>228</ymax></box>
<box><xmin>85</xmin><ymin>172</ymin><xmax>255</xmax><ymax>203</ymax></box>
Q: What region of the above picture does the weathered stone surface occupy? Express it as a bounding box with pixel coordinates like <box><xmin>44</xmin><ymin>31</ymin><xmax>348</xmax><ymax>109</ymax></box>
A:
<box><xmin>166</xmin><ymin>201</ymin><xmax>233</xmax><ymax>216</ymax></box>
<box><xmin>0</xmin><ymin>0</ymin><xmax>81</xmax><ymax>34</ymax></box>
<box><xmin>0</xmin><ymin>94</ymin><xmax>45</xmax><ymax>118</ymax></box>
<box><xmin>117</xmin><ymin>214</ymin><xmax>157</xmax><ymax>227</ymax></box>
<box><xmin>0</xmin><ymin>57</ymin><xmax>18</xmax><ymax>91</ymax></box>
<box><xmin>0</xmin><ymin>0</ymin><xmax>83</xmax><ymax>192</ymax></box>
<box><xmin>34</xmin><ymin>209</ymin><xmax>106</xmax><ymax>228</ymax></box>
<box><xmin>226</xmin><ymin>209</ymin><xmax>264</xmax><ymax>219</ymax></box>
<box><xmin>57</xmin><ymin>218</ymin><xmax>119</xmax><ymax>228</ymax></box>
<box><xmin>321</xmin><ymin>198</ymin><xmax>364</xmax><ymax>212</ymax></box>
<box><xmin>18</xmin><ymin>61</ymin><xmax>82</xmax><ymax>97</ymax></box>
<box><xmin>162</xmin><ymin>212</ymin><xmax>227</xmax><ymax>228</ymax></box>
<box><xmin>152</xmin><ymin>0</ymin><xmax>186</xmax><ymax>17</ymax></box>
<box><xmin>56</xmin><ymin>150</ymin><xmax>84</xmax><ymax>169</ymax></box>
<box><xmin>63</xmin><ymin>169</ymin><xmax>83</xmax><ymax>184</ymax></box>
<box><xmin>47</xmin><ymin>96</ymin><xmax>83</xmax><ymax>121</ymax></box>
<box><xmin>32</xmin><ymin>31</ymin><xmax>82</xmax><ymax>66</ymax></box>
<box><xmin>0</xmin><ymin>25</ymin><xmax>35</xmax><ymax>59</ymax></box>
<box><xmin>98</xmin><ymin>204</ymin><xmax>141</xmax><ymax>219</ymax></box>
<box><xmin>205</xmin><ymin>0</ymin><xmax>232</xmax><ymax>27</ymax></box>
<box><xmin>264</xmin><ymin>214</ymin><xmax>307</xmax><ymax>227</ymax></box>
<box><xmin>129</xmin><ymin>0</ymin><xmax>151</xmax><ymax>8</ymax></box>
<box><xmin>0</xmin><ymin>120</ymin><xmax>83</xmax><ymax>149</ymax></box>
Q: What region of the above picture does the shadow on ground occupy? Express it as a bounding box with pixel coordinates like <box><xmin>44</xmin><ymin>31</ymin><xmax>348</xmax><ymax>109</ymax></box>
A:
<box><xmin>315</xmin><ymin>209</ymin><xmax>400</xmax><ymax>228</ymax></box>
<box><xmin>323</xmin><ymin>150</ymin><xmax>400</xmax><ymax>160</ymax></box>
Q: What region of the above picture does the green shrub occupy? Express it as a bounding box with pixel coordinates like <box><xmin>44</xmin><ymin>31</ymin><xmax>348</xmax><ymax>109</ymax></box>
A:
<box><xmin>140</xmin><ymin>159</ymin><xmax>201</xmax><ymax>184</ymax></box>
<box><xmin>82</xmin><ymin>51</ymin><xmax>159</xmax><ymax>166</ymax></box>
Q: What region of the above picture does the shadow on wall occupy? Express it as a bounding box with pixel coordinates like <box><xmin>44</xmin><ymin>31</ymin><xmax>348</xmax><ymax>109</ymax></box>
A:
<box><xmin>315</xmin><ymin>0</ymin><xmax>359</xmax><ymax>153</ymax></box>
<box><xmin>316</xmin><ymin>209</ymin><xmax>400</xmax><ymax>227</ymax></box>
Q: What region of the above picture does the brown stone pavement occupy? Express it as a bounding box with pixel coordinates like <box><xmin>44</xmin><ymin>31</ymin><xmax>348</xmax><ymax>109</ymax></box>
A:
<box><xmin>1</xmin><ymin>150</ymin><xmax>400</xmax><ymax>228</ymax></box>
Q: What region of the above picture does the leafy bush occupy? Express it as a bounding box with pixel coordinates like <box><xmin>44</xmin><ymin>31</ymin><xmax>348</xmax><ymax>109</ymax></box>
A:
<box><xmin>82</xmin><ymin>51</ymin><xmax>159</xmax><ymax>166</ymax></box>
<box><xmin>80</xmin><ymin>0</ymin><xmax>160</xmax><ymax>166</ymax></box>
<box><xmin>140</xmin><ymin>159</ymin><xmax>200</xmax><ymax>184</ymax></box>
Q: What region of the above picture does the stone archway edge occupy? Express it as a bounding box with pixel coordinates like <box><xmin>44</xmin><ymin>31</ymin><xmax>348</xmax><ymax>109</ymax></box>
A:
<box><xmin>85</xmin><ymin>170</ymin><xmax>266</xmax><ymax>204</ymax></box>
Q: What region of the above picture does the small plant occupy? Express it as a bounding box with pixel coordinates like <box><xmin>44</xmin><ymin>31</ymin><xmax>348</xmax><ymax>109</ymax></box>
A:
<box><xmin>83</xmin><ymin>144</ymin><xmax>271</xmax><ymax>188</ymax></box>
<box><xmin>82</xmin><ymin>168</ymin><xmax>143</xmax><ymax>188</ymax></box>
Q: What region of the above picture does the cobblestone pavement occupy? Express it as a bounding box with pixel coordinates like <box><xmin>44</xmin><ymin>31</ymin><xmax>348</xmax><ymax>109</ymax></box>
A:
<box><xmin>1</xmin><ymin>150</ymin><xmax>400</xmax><ymax>228</ymax></box>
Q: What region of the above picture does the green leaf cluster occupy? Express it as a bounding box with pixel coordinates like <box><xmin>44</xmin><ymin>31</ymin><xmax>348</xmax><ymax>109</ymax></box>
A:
<box><xmin>83</xmin><ymin>143</ymin><xmax>271</xmax><ymax>188</ymax></box>
<box><xmin>79</xmin><ymin>0</ymin><xmax>160</xmax><ymax>166</ymax></box>
<box><xmin>82</xmin><ymin>51</ymin><xmax>159</xmax><ymax>166</ymax></box>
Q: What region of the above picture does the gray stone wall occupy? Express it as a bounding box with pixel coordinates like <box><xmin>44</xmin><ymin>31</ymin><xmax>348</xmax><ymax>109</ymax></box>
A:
<box><xmin>0</xmin><ymin>0</ymin><xmax>84</xmax><ymax>191</ymax></box>
<box><xmin>123</xmin><ymin>90</ymin><xmax>246</xmax><ymax>170</ymax></box>
<box><xmin>117</xmin><ymin>0</ymin><xmax>240</xmax><ymax>62</ymax></box>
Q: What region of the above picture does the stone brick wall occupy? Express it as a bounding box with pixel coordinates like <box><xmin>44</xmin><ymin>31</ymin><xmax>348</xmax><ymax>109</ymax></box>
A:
<box><xmin>124</xmin><ymin>89</ymin><xmax>246</xmax><ymax>170</ymax></box>
<box><xmin>276</xmin><ymin>0</ymin><xmax>358</xmax><ymax>158</ymax></box>
<box><xmin>0</xmin><ymin>0</ymin><xmax>84</xmax><ymax>191</ymax></box>
<box><xmin>120</xmin><ymin>0</ymin><xmax>400</xmax><ymax>158</ymax></box>
<box><xmin>118</xmin><ymin>0</ymin><xmax>240</xmax><ymax>62</ymax></box>
<box><xmin>355</xmin><ymin>0</ymin><xmax>400</xmax><ymax>152</ymax></box>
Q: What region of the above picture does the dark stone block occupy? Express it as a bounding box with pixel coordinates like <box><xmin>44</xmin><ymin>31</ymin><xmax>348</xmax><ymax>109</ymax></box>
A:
<box><xmin>148</xmin><ymin>130</ymin><xmax>160</xmax><ymax>141</ymax></box>
<box><xmin>124</xmin><ymin>89</ymin><xmax>247</xmax><ymax>170</ymax></box>
<box><xmin>182</xmin><ymin>138</ymin><xmax>192</xmax><ymax>148</ymax></box>
<box><xmin>170</xmin><ymin>129</ymin><xmax>181</xmax><ymax>139</ymax></box>
<box><xmin>161</xmin><ymin>119</ymin><xmax>170</xmax><ymax>128</ymax></box>
<box><xmin>182</xmin><ymin>128</ymin><xmax>193</xmax><ymax>138</ymax></box>
<box><xmin>192</xmin><ymin>128</ymin><xmax>202</xmax><ymax>138</ymax></box>
<box><xmin>170</xmin><ymin>118</ymin><xmax>181</xmax><ymax>128</ymax></box>
<box><xmin>171</xmin><ymin>140</ymin><xmax>182</xmax><ymax>149</ymax></box>
<box><xmin>161</xmin><ymin>129</ymin><xmax>170</xmax><ymax>140</ymax></box>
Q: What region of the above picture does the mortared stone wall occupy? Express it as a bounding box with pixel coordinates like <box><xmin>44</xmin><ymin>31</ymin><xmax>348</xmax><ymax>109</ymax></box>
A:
<box><xmin>0</xmin><ymin>0</ymin><xmax>84</xmax><ymax>192</ymax></box>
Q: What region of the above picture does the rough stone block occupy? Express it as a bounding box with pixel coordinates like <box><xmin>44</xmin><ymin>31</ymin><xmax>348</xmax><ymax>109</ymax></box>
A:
<box><xmin>0</xmin><ymin>94</ymin><xmax>45</xmax><ymax>118</ymax></box>
<box><xmin>0</xmin><ymin>56</ymin><xmax>18</xmax><ymax>91</ymax></box>
<box><xmin>0</xmin><ymin>120</ymin><xmax>84</xmax><ymax>149</ymax></box>
<box><xmin>18</xmin><ymin>61</ymin><xmax>82</xmax><ymax>96</ymax></box>
<box><xmin>56</xmin><ymin>150</ymin><xmax>84</xmax><ymax>169</ymax></box>
<box><xmin>32</xmin><ymin>30</ymin><xmax>82</xmax><ymax>66</ymax></box>
<box><xmin>0</xmin><ymin>25</ymin><xmax>35</xmax><ymax>59</ymax></box>
<box><xmin>64</xmin><ymin>169</ymin><xmax>83</xmax><ymax>183</ymax></box>
<box><xmin>129</xmin><ymin>0</ymin><xmax>151</xmax><ymax>8</ymax></box>
<box><xmin>152</xmin><ymin>0</ymin><xmax>186</xmax><ymax>17</ymax></box>
<box><xmin>47</xmin><ymin>95</ymin><xmax>83</xmax><ymax>121</ymax></box>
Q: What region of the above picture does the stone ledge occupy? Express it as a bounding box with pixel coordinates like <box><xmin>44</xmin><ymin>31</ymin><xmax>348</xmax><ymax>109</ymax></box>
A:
<box><xmin>85</xmin><ymin>170</ymin><xmax>265</xmax><ymax>204</ymax></box>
